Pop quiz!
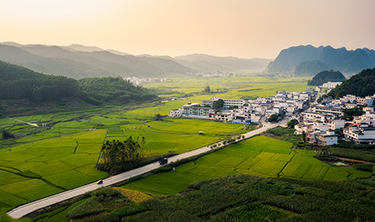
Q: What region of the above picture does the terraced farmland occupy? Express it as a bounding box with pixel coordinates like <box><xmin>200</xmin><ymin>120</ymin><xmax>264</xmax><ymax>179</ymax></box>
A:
<box><xmin>0</xmin><ymin>130</ymin><xmax>108</xmax><ymax>209</ymax></box>
<box><xmin>0</xmin><ymin>106</ymin><xmax>252</xmax><ymax>211</ymax></box>
<box><xmin>122</xmin><ymin>136</ymin><xmax>372</xmax><ymax>195</ymax></box>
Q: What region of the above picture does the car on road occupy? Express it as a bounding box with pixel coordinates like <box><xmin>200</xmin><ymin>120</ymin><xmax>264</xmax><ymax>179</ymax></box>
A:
<box><xmin>97</xmin><ymin>180</ymin><xmax>103</xmax><ymax>184</ymax></box>
<box><xmin>158</xmin><ymin>158</ymin><xmax>168</xmax><ymax>165</ymax></box>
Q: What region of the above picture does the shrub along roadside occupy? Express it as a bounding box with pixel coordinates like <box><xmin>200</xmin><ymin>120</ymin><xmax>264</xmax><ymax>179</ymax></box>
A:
<box><xmin>67</xmin><ymin>197</ymin><xmax>106</xmax><ymax>219</ymax></box>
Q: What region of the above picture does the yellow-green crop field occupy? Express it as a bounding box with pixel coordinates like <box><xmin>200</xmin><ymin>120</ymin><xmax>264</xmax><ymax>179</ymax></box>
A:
<box><xmin>122</xmin><ymin>136</ymin><xmax>372</xmax><ymax>195</ymax></box>
<box><xmin>0</xmin><ymin>106</ymin><xmax>251</xmax><ymax>210</ymax></box>
<box><xmin>0</xmin><ymin>130</ymin><xmax>108</xmax><ymax>209</ymax></box>
<box><xmin>145</xmin><ymin>75</ymin><xmax>309</xmax><ymax>102</ymax></box>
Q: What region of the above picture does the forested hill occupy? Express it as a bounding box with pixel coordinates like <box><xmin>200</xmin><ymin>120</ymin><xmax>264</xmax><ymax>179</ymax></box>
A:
<box><xmin>78</xmin><ymin>77</ymin><xmax>158</xmax><ymax>106</ymax></box>
<box><xmin>307</xmin><ymin>70</ymin><xmax>345</xmax><ymax>86</ymax></box>
<box><xmin>328</xmin><ymin>67</ymin><xmax>375</xmax><ymax>98</ymax></box>
<box><xmin>0</xmin><ymin>60</ymin><xmax>158</xmax><ymax>105</ymax></box>
<box><xmin>0</xmin><ymin>60</ymin><xmax>79</xmax><ymax>102</ymax></box>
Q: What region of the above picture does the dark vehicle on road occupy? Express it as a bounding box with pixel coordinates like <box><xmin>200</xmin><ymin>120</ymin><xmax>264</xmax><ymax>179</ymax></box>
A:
<box><xmin>97</xmin><ymin>180</ymin><xmax>103</xmax><ymax>184</ymax></box>
<box><xmin>158</xmin><ymin>158</ymin><xmax>168</xmax><ymax>165</ymax></box>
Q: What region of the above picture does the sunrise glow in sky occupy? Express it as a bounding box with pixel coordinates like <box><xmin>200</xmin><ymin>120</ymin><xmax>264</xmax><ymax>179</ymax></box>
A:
<box><xmin>0</xmin><ymin>0</ymin><xmax>374</xmax><ymax>59</ymax></box>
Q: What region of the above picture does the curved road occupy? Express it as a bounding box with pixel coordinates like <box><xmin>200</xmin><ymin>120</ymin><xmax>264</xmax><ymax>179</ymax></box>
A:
<box><xmin>7</xmin><ymin>120</ymin><xmax>286</xmax><ymax>219</ymax></box>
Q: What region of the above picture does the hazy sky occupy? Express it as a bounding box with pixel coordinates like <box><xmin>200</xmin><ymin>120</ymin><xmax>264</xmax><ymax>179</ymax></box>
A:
<box><xmin>0</xmin><ymin>0</ymin><xmax>374</xmax><ymax>59</ymax></box>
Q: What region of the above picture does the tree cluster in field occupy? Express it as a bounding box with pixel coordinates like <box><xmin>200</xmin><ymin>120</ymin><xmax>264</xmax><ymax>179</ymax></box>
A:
<box><xmin>328</xmin><ymin>67</ymin><xmax>375</xmax><ymax>98</ymax></box>
<box><xmin>268</xmin><ymin>113</ymin><xmax>278</xmax><ymax>122</ymax></box>
<box><xmin>69</xmin><ymin>174</ymin><xmax>375</xmax><ymax>222</ymax></box>
<box><xmin>99</xmin><ymin>137</ymin><xmax>145</xmax><ymax>174</ymax></box>
<box><xmin>2</xmin><ymin>130</ymin><xmax>15</xmax><ymax>140</ymax></box>
<box><xmin>341</xmin><ymin>106</ymin><xmax>363</xmax><ymax>120</ymax></box>
<box><xmin>287</xmin><ymin>119</ymin><xmax>298</xmax><ymax>128</ymax></box>
<box><xmin>0</xmin><ymin>60</ymin><xmax>158</xmax><ymax>105</ymax></box>
<box><xmin>307</xmin><ymin>70</ymin><xmax>345</xmax><ymax>86</ymax></box>
<box><xmin>212</xmin><ymin>99</ymin><xmax>224</xmax><ymax>109</ymax></box>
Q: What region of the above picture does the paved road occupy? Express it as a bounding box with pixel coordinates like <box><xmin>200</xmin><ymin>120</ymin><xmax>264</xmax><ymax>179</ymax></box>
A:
<box><xmin>7</xmin><ymin>120</ymin><xmax>286</xmax><ymax>219</ymax></box>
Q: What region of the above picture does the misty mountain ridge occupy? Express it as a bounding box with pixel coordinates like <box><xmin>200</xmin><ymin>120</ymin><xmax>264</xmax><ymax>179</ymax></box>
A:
<box><xmin>175</xmin><ymin>54</ymin><xmax>271</xmax><ymax>72</ymax></box>
<box><xmin>265</xmin><ymin>45</ymin><xmax>375</xmax><ymax>76</ymax></box>
<box><xmin>0</xmin><ymin>42</ymin><xmax>270</xmax><ymax>79</ymax></box>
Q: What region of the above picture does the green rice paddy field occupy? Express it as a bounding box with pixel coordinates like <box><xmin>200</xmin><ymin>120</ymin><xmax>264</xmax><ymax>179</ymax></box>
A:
<box><xmin>145</xmin><ymin>75</ymin><xmax>308</xmax><ymax>101</ymax></box>
<box><xmin>122</xmin><ymin>136</ymin><xmax>372</xmax><ymax>195</ymax></box>
<box><xmin>0</xmin><ymin>109</ymin><xmax>248</xmax><ymax>210</ymax></box>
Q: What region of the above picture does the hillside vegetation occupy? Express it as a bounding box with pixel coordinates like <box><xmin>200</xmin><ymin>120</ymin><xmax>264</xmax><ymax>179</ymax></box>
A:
<box><xmin>0</xmin><ymin>60</ymin><xmax>79</xmax><ymax>102</ymax></box>
<box><xmin>30</xmin><ymin>175</ymin><xmax>375</xmax><ymax>222</ymax></box>
<box><xmin>307</xmin><ymin>70</ymin><xmax>345</xmax><ymax>86</ymax></box>
<box><xmin>0</xmin><ymin>60</ymin><xmax>158</xmax><ymax>105</ymax></box>
<box><xmin>328</xmin><ymin>67</ymin><xmax>375</xmax><ymax>98</ymax></box>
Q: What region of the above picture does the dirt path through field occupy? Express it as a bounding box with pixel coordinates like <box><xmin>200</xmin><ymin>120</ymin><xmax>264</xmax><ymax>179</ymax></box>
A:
<box><xmin>331</xmin><ymin>156</ymin><xmax>375</xmax><ymax>165</ymax></box>
<box><xmin>6</xmin><ymin>117</ymin><xmax>39</xmax><ymax>127</ymax></box>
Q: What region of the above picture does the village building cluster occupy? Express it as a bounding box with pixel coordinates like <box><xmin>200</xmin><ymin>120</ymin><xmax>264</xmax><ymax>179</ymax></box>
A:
<box><xmin>123</xmin><ymin>77</ymin><xmax>167</xmax><ymax>85</ymax></box>
<box><xmin>169</xmin><ymin>87</ymin><xmax>316</xmax><ymax>124</ymax></box>
<box><xmin>295</xmin><ymin>93</ymin><xmax>375</xmax><ymax>146</ymax></box>
<box><xmin>169</xmin><ymin>81</ymin><xmax>375</xmax><ymax>147</ymax></box>
<box><xmin>186</xmin><ymin>71</ymin><xmax>243</xmax><ymax>78</ymax></box>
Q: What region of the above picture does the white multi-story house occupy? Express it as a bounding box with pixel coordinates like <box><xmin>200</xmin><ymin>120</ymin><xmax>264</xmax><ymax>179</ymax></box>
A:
<box><xmin>353</xmin><ymin>115</ymin><xmax>373</xmax><ymax>125</ymax></box>
<box><xmin>201</xmin><ymin>97</ymin><xmax>245</xmax><ymax>109</ymax></box>
<box><xmin>327</xmin><ymin>118</ymin><xmax>345</xmax><ymax>130</ymax></box>
<box><xmin>169</xmin><ymin>109</ymin><xmax>181</xmax><ymax>117</ymax></box>
<box><xmin>215</xmin><ymin>110</ymin><xmax>233</xmax><ymax>122</ymax></box>
<box><xmin>181</xmin><ymin>103</ymin><xmax>213</xmax><ymax>118</ymax></box>
<box><xmin>315</xmin><ymin>130</ymin><xmax>338</xmax><ymax>146</ymax></box>
<box><xmin>343</xmin><ymin>94</ymin><xmax>358</xmax><ymax>103</ymax></box>
<box><xmin>357</xmin><ymin>96</ymin><xmax>374</xmax><ymax>107</ymax></box>
<box><xmin>322</xmin><ymin>82</ymin><xmax>342</xmax><ymax>89</ymax></box>
<box><xmin>344</xmin><ymin>126</ymin><xmax>375</xmax><ymax>144</ymax></box>
<box><xmin>250</xmin><ymin>113</ymin><xmax>261</xmax><ymax>123</ymax></box>
<box><xmin>222</xmin><ymin>99</ymin><xmax>245</xmax><ymax>109</ymax></box>
<box><xmin>265</xmin><ymin>108</ymin><xmax>280</xmax><ymax>118</ymax></box>
<box><xmin>306</xmin><ymin>130</ymin><xmax>338</xmax><ymax>146</ymax></box>
<box><xmin>285</xmin><ymin>105</ymin><xmax>297</xmax><ymax>116</ymax></box>
<box><xmin>312</xmin><ymin>121</ymin><xmax>330</xmax><ymax>132</ymax></box>
<box><xmin>311</xmin><ymin>105</ymin><xmax>342</xmax><ymax>116</ymax></box>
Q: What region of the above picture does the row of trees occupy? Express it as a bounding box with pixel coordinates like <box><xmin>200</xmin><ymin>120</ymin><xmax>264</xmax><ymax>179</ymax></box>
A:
<box><xmin>99</xmin><ymin>137</ymin><xmax>145</xmax><ymax>174</ymax></box>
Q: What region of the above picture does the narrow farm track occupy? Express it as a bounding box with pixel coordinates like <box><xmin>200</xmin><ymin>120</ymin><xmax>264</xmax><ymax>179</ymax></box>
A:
<box><xmin>331</xmin><ymin>156</ymin><xmax>375</xmax><ymax>166</ymax></box>
<box><xmin>7</xmin><ymin>120</ymin><xmax>286</xmax><ymax>219</ymax></box>
<box><xmin>6</xmin><ymin>117</ymin><xmax>39</xmax><ymax>127</ymax></box>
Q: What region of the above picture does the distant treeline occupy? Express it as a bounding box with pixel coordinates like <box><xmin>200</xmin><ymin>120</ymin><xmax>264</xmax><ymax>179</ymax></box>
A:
<box><xmin>0</xmin><ymin>60</ymin><xmax>158</xmax><ymax>105</ymax></box>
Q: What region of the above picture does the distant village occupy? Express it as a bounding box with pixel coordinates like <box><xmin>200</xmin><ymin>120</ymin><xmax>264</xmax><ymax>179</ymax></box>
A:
<box><xmin>123</xmin><ymin>77</ymin><xmax>168</xmax><ymax>85</ymax></box>
<box><xmin>186</xmin><ymin>71</ymin><xmax>244</xmax><ymax>78</ymax></box>
<box><xmin>169</xmin><ymin>81</ymin><xmax>375</xmax><ymax>147</ymax></box>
